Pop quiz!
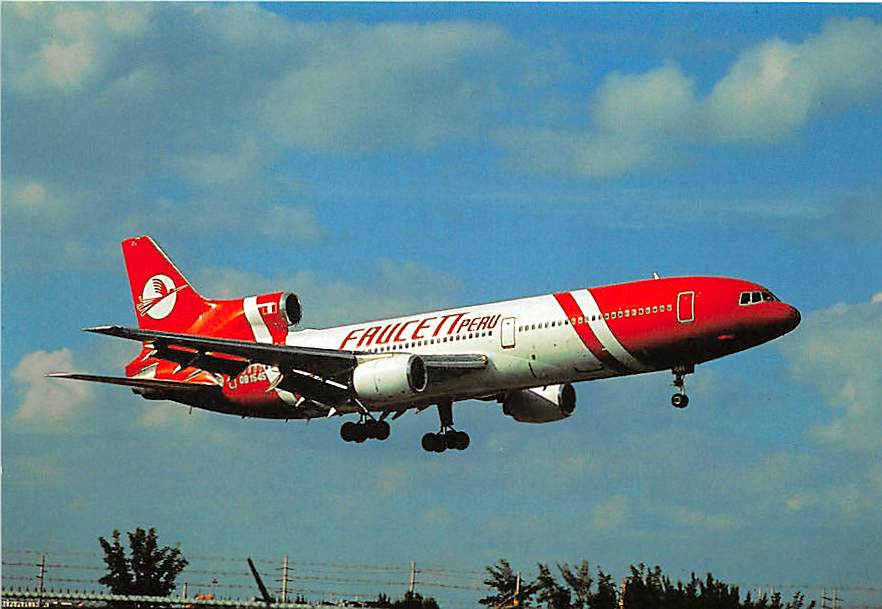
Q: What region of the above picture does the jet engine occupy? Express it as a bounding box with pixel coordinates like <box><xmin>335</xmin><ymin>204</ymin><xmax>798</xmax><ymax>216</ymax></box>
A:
<box><xmin>502</xmin><ymin>383</ymin><xmax>576</xmax><ymax>423</ymax></box>
<box><xmin>352</xmin><ymin>355</ymin><xmax>428</xmax><ymax>402</ymax></box>
<box><xmin>279</xmin><ymin>292</ymin><xmax>302</xmax><ymax>326</ymax></box>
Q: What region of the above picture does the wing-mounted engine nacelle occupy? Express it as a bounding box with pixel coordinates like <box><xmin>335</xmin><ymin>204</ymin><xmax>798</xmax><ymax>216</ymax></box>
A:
<box><xmin>502</xmin><ymin>383</ymin><xmax>576</xmax><ymax>423</ymax></box>
<box><xmin>352</xmin><ymin>355</ymin><xmax>428</xmax><ymax>402</ymax></box>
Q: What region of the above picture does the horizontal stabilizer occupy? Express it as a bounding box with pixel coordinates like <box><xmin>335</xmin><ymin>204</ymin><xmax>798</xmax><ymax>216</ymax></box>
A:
<box><xmin>47</xmin><ymin>373</ymin><xmax>218</xmax><ymax>392</ymax></box>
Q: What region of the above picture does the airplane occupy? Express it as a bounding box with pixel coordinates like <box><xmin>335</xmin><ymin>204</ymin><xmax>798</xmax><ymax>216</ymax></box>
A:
<box><xmin>50</xmin><ymin>235</ymin><xmax>801</xmax><ymax>452</ymax></box>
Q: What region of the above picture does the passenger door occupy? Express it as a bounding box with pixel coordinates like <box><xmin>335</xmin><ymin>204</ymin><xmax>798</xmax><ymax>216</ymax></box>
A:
<box><xmin>677</xmin><ymin>291</ymin><xmax>695</xmax><ymax>323</ymax></box>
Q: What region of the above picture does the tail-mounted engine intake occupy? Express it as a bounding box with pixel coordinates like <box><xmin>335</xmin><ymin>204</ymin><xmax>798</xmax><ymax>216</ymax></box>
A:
<box><xmin>352</xmin><ymin>355</ymin><xmax>428</xmax><ymax>403</ymax></box>
<box><xmin>502</xmin><ymin>383</ymin><xmax>576</xmax><ymax>423</ymax></box>
<box><xmin>280</xmin><ymin>292</ymin><xmax>302</xmax><ymax>327</ymax></box>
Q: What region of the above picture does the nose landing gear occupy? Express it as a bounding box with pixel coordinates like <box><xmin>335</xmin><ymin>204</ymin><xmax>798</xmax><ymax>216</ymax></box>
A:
<box><xmin>671</xmin><ymin>364</ymin><xmax>694</xmax><ymax>408</ymax></box>
<box><xmin>422</xmin><ymin>400</ymin><xmax>470</xmax><ymax>452</ymax></box>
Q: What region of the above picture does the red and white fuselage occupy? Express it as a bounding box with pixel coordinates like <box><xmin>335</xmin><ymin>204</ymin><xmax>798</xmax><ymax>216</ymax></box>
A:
<box><xmin>54</xmin><ymin>236</ymin><xmax>800</xmax><ymax>449</ymax></box>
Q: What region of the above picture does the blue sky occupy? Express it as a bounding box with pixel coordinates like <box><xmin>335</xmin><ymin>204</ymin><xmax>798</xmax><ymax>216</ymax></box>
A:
<box><xmin>3</xmin><ymin>3</ymin><xmax>882</xmax><ymax>607</ymax></box>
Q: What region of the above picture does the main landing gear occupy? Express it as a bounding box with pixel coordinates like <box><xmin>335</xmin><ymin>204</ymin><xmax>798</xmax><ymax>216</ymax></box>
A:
<box><xmin>340</xmin><ymin>416</ymin><xmax>391</xmax><ymax>443</ymax></box>
<box><xmin>671</xmin><ymin>364</ymin><xmax>694</xmax><ymax>409</ymax></box>
<box><xmin>422</xmin><ymin>400</ymin><xmax>470</xmax><ymax>453</ymax></box>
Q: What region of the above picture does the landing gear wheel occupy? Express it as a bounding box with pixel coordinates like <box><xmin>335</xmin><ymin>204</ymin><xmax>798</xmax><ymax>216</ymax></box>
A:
<box><xmin>341</xmin><ymin>416</ymin><xmax>392</xmax><ymax>444</ymax></box>
<box><xmin>422</xmin><ymin>432</ymin><xmax>446</xmax><ymax>453</ymax></box>
<box><xmin>451</xmin><ymin>431</ymin><xmax>470</xmax><ymax>451</ymax></box>
<box><xmin>421</xmin><ymin>401</ymin><xmax>472</xmax><ymax>452</ymax></box>
<box><xmin>671</xmin><ymin>365</ymin><xmax>694</xmax><ymax>410</ymax></box>
<box><xmin>341</xmin><ymin>421</ymin><xmax>357</xmax><ymax>442</ymax></box>
<box><xmin>374</xmin><ymin>420</ymin><xmax>391</xmax><ymax>441</ymax></box>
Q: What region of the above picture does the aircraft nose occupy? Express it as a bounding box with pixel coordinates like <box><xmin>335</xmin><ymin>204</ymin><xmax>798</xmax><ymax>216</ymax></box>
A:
<box><xmin>781</xmin><ymin>304</ymin><xmax>801</xmax><ymax>334</ymax></box>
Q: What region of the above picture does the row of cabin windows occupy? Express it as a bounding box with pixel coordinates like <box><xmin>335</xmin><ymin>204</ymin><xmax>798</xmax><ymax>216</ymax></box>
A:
<box><xmin>740</xmin><ymin>290</ymin><xmax>778</xmax><ymax>306</ymax></box>
<box><xmin>519</xmin><ymin>303</ymin><xmax>674</xmax><ymax>333</ymax></box>
<box><xmin>365</xmin><ymin>330</ymin><xmax>494</xmax><ymax>353</ymax></box>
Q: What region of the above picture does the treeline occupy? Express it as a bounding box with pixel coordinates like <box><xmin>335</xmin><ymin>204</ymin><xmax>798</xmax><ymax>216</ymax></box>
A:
<box><xmin>479</xmin><ymin>560</ymin><xmax>815</xmax><ymax>609</ymax></box>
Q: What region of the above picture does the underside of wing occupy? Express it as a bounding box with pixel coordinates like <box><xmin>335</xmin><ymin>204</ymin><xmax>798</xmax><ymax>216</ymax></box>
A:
<box><xmin>84</xmin><ymin>325</ymin><xmax>356</xmax><ymax>406</ymax></box>
<box><xmin>46</xmin><ymin>372</ymin><xmax>220</xmax><ymax>392</ymax></box>
<box><xmin>81</xmin><ymin>326</ymin><xmax>493</xmax><ymax>410</ymax></box>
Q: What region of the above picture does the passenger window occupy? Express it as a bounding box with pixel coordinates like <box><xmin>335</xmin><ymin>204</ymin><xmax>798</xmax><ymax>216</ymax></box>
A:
<box><xmin>604</xmin><ymin>312</ymin><xmax>609</xmax><ymax>320</ymax></box>
<box><xmin>666</xmin><ymin>304</ymin><xmax>672</xmax><ymax>312</ymax></box>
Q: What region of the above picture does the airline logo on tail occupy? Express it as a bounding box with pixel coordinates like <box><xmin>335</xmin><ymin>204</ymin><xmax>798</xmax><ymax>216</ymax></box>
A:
<box><xmin>136</xmin><ymin>274</ymin><xmax>187</xmax><ymax>319</ymax></box>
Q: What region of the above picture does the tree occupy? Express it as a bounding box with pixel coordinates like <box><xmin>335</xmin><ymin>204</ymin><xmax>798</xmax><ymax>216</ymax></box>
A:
<box><xmin>98</xmin><ymin>528</ymin><xmax>188</xmax><ymax>597</ymax></box>
<box><xmin>536</xmin><ymin>564</ymin><xmax>571</xmax><ymax>609</ymax></box>
<box><xmin>480</xmin><ymin>560</ymin><xmax>536</xmax><ymax>608</ymax></box>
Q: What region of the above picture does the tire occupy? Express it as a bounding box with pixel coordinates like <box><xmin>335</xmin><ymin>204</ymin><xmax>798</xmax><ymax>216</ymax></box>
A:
<box><xmin>455</xmin><ymin>431</ymin><xmax>470</xmax><ymax>451</ymax></box>
<box><xmin>375</xmin><ymin>420</ymin><xmax>391</xmax><ymax>441</ymax></box>
<box><xmin>672</xmin><ymin>394</ymin><xmax>689</xmax><ymax>408</ymax></box>
<box><xmin>341</xmin><ymin>421</ymin><xmax>357</xmax><ymax>442</ymax></box>
<box><xmin>422</xmin><ymin>433</ymin><xmax>436</xmax><ymax>452</ymax></box>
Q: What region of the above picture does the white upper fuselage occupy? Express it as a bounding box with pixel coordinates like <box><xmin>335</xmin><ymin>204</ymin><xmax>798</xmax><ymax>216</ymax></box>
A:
<box><xmin>281</xmin><ymin>290</ymin><xmax>637</xmax><ymax>409</ymax></box>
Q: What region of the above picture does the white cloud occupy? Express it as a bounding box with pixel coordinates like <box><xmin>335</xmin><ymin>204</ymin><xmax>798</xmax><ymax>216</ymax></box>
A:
<box><xmin>14</xmin><ymin>181</ymin><xmax>47</xmax><ymax>205</ymax></box>
<box><xmin>671</xmin><ymin>507</ymin><xmax>736</xmax><ymax>530</ymax></box>
<box><xmin>592</xmin><ymin>64</ymin><xmax>699</xmax><ymax>138</ymax></box>
<box><xmin>3</xmin><ymin>5</ymin><xmax>519</xmax><ymax>271</ymax></box>
<box><xmin>780</xmin><ymin>293</ymin><xmax>882</xmax><ymax>453</ymax></box>
<box><xmin>502</xmin><ymin>17</ymin><xmax>882</xmax><ymax>178</ymax></box>
<box><xmin>12</xmin><ymin>348</ymin><xmax>92</xmax><ymax>424</ymax></box>
<box><xmin>591</xmin><ymin>494</ymin><xmax>628</xmax><ymax>532</ymax></box>
<box><xmin>258</xmin><ymin>21</ymin><xmax>509</xmax><ymax>154</ymax></box>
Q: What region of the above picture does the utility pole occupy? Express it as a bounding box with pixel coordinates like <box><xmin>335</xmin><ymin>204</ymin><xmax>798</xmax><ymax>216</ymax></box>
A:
<box><xmin>408</xmin><ymin>561</ymin><xmax>417</xmax><ymax>596</ymax></box>
<box><xmin>281</xmin><ymin>554</ymin><xmax>289</xmax><ymax>604</ymax></box>
<box><xmin>182</xmin><ymin>582</ymin><xmax>189</xmax><ymax>599</ymax></box>
<box><xmin>37</xmin><ymin>555</ymin><xmax>46</xmax><ymax>608</ymax></box>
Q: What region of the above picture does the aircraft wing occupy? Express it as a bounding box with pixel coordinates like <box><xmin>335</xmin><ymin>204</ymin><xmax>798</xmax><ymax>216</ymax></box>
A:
<box><xmin>82</xmin><ymin>326</ymin><xmax>489</xmax><ymax>408</ymax></box>
<box><xmin>46</xmin><ymin>372</ymin><xmax>220</xmax><ymax>392</ymax></box>
<box><xmin>86</xmin><ymin>325</ymin><xmax>357</xmax><ymax>375</ymax></box>
<box><xmin>85</xmin><ymin>325</ymin><xmax>357</xmax><ymax>405</ymax></box>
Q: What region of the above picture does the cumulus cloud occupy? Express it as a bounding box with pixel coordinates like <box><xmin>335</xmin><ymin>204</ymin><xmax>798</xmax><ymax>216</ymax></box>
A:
<box><xmin>707</xmin><ymin>18</ymin><xmax>882</xmax><ymax>142</ymax></box>
<box><xmin>258</xmin><ymin>21</ymin><xmax>510</xmax><ymax>154</ymax></box>
<box><xmin>780</xmin><ymin>292</ymin><xmax>882</xmax><ymax>453</ymax></box>
<box><xmin>2</xmin><ymin>4</ymin><xmax>519</xmax><ymax>271</ymax></box>
<box><xmin>502</xmin><ymin>17</ymin><xmax>882</xmax><ymax>178</ymax></box>
<box><xmin>12</xmin><ymin>348</ymin><xmax>92</xmax><ymax>425</ymax></box>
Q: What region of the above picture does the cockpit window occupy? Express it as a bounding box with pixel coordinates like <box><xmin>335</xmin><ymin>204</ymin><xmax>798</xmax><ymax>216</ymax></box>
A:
<box><xmin>740</xmin><ymin>290</ymin><xmax>779</xmax><ymax>306</ymax></box>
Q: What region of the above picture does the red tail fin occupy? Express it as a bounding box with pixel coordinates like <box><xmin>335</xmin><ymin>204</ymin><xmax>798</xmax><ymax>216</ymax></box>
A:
<box><xmin>121</xmin><ymin>236</ymin><xmax>209</xmax><ymax>332</ymax></box>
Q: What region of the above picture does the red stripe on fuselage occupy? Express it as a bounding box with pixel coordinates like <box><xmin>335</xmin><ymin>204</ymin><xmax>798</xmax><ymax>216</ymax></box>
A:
<box><xmin>553</xmin><ymin>292</ymin><xmax>632</xmax><ymax>374</ymax></box>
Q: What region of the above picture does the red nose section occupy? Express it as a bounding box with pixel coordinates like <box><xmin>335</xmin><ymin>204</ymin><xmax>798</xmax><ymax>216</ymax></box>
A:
<box><xmin>782</xmin><ymin>304</ymin><xmax>801</xmax><ymax>334</ymax></box>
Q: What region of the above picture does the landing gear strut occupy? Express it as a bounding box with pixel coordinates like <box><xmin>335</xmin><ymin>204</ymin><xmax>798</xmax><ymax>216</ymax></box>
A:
<box><xmin>340</xmin><ymin>415</ymin><xmax>391</xmax><ymax>443</ymax></box>
<box><xmin>421</xmin><ymin>400</ymin><xmax>470</xmax><ymax>452</ymax></box>
<box><xmin>671</xmin><ymin>364</ymin><xmax>694</xmax><ymax>408</ymax></box>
